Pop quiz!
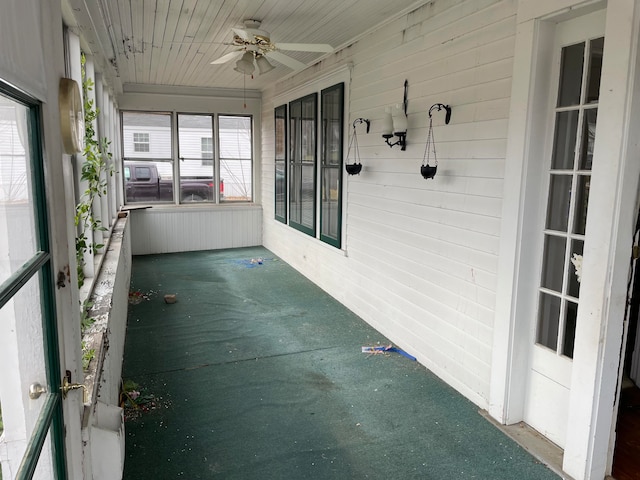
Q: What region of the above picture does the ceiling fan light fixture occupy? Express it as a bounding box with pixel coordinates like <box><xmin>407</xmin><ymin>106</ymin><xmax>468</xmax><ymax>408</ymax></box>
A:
<box><xmin>234</xmin><ymin>51</ymin><xmax>255</xmax><ymax>75</ymax></box>
<box><xmin>256</xmin><ymin>55</ymin><xmax>275</xmax><ymax>74</ymax></box>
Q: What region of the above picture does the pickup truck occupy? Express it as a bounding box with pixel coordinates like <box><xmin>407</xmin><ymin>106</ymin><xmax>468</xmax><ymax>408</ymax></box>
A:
<box><xmin>124</xmin><ymin>162</ymin><xmax>223</xmax><ymax>203</ymax></box>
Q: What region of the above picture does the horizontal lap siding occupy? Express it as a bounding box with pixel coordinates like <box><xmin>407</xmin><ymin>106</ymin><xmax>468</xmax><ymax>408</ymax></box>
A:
<box><xmin>262</xmin><ymin>0</ymin><xmax>516</xmax><ymax>407</ymax></box>
<box><xmin>130</xmin><ymin>206</ymin><xmax>262</xmax><ymax>255</ymax></box>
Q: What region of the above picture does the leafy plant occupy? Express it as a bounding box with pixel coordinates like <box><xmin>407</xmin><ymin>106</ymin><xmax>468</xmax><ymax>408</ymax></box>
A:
<box><xmin>80</xmin><ymin>299</ymin><xmax>96</xmax><ymax>332</ymax></box>
<box><xmin>82</xmin><ymin>341</ymin><xmax>95</xmax><ymax>371</ymax></box>
<box><xmin>75</xmin><ymin>53</ymin><xmax>113</xmax><ymax>288</ymax></box>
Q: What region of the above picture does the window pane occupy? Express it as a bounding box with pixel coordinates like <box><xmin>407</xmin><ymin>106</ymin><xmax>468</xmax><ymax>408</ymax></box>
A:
<box><xmin>541</xmin><ymin>234</ymin><xmax>566</xmax><ymax>292</ymax></box>
<box><xmin>0</xmin><ymin>96</ymin><xmax>37</xmax><ymax>285</ymax></box>
<box><xmin>219</xmin><ymin>115</ymin><xmax>252</xmax><ymax>202</ymax></box>
<box><xmin>551</xmin><ymin>110</ymin><xmax>579</xmax><ymax>170</ymax></box>
<box><xmin>557</xmin><ymin>42</ymin><xmax>585</xmax><ymax>107</ymax></box>
<box><xmin>321</xmin><ymin>167</ymin><xmax>340</xmax><ymax>242</ymax></box>
<box><xmin>178</xmin><ymin>114</ymin><xmax>214</xmax><ymax>203</ymax></box>
<box><xmin>573</xmin><ymin>175</ymin><xmax>590</xmax><ymax>235</ymax></box>
<box><xmin>537</xmin><ymin>292</ymin><xmax>561</xmax><ymax>350</ymax></box>
<box><xmin>567</xmin><ymin>239</ymin><xmax>583</xmax><ymax>298</ymax></box>
<box><xmin>300</xmin><ymin>164</ymin><xmax>315</xmax><ymax>230</ymax></box>
<box><xmin>563</xmin><ymin>301</ymin><xmax>578</xmax><ymax>358</ymax></box>
<box><xmin>579</xmin><ymin>108</ymin><xmax>597</xmax><ymax>170</ymax></box>
<box><xmin>122</xmin><ymin>112</ymin><xmax>171</xmax><ymax>159</ymax></box>
<box><xmin>275</xmin><ymin>160</ymin><xmax>286</xmax><ymax>219</ymax></box>
<box><xmin>123</xmin><ymin>160</ymin><xmax>174</xmax><ymax>203</ymax></box>
<box><xmin>321</xmin><ymin>84</ymin><xmax>343</xmax><ymax>166</ymax></box>
<box><xmin>545</xmin><ymin>174</ymin><xmax>572</xmax><ymax>231</ymax></box>
<box><xmin>586</xmin><ymin>37</ymin><xmax>604</xmax><ymax>104</ymax></box>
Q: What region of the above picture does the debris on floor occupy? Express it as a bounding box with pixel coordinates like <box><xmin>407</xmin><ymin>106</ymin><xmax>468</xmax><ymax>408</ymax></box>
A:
<box><xmin>129</xmin><ymin>290</ymin><xmax>151</xmax><ymax>304</ymax></box>
<box><xmin>362</xmin><ymin>344</ymin><xmax>416</xmax><ymax>361</ymax></box>
<box><xmin>235</xmin><ymin>257</ymin><xmax>272</xmax><ymax>268</ymax></box>
<box><xmin>164</xmin><ymin>294</ymin><xmax>177</xmax><ymax>304</ymax></box>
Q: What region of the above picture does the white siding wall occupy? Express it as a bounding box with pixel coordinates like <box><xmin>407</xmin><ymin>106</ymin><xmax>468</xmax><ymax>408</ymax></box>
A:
<box><xmin>130</xmin><ymin>205</ymin><xmax>262</xmax><ymax>255</ymax></box>
<box><xmin>262</xmin><ymin>0</ymin><xmax>516</xmax><ymax>407</ymax></box>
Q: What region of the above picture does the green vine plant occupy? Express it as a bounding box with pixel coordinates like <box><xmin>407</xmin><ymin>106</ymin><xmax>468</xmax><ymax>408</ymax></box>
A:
<box><xmin>76</xmin><ymin>53</ymin><xmax>114</xmax><ymax>288</ymax></box>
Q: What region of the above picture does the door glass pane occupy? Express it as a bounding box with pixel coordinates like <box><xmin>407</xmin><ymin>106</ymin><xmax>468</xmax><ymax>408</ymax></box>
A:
<box><xmin>573</xmin><ymin>175</ymin><xmax>590</xmax><ymax>235</ymax></box>
<box><xmin>0</xmin><ymin>274</ymin><xmax>49</xmax><ymax>477</ymax></box>
<box><xmin>219</xmin><ymin>115</ymin><xmax>252</xmax><ymax>202</ymax></box>
<box><xmin>551</xmin><ymin>111</ymin><xmax>579</xmax><ymax>170</ymax></box>
<box><xmin>579</xmin><ymin>109</ymin><xmax>597</xmax><ymax>170</ymax></box>
<box><xmin>586</xmin><ymin>37</ymin><xmax>604</xmax><ymax>104</ymax></box>
<box><xmin>178</xmin><ymin>114</ymin><xmax>214</xmax><ymax>203</ymax></box>
<box><xmin>546</xmin><ymin>175</ymin><xmax>572</xmax><ymax>231</ymax></box>
<box><xmin>562</xmin><ymin>301</ymin><xmax>578</xmax><ymax>358</ymax></box>
<box><xmin>557</xmin><ymin>42</ymin><xmax>585</xmax><ymax>107</ymax></box>
<box><xmin>541</xmin><ymin>235</ymin><xmax>566</xmax><ymax>292</ymax></box>
<box><xmin>567</xmin><ymin>239</ymin><xmax>584</xmax><ymax>299</ymax></box>
<box><xmin>537</xmin><ymin>293</ymin><xmax>561</xmax><ymax>350</ymax></box>
<box><xmin>0</xmin><ymin>97</ymin><xmax>38</xmax><ymax>285</ymax></box>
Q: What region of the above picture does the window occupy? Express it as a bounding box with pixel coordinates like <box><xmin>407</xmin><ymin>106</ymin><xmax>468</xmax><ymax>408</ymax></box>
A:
<box><xmin>274</xmin><ymin>105</ymin><xmax>287</xmax><ymax>223</ymax></box>
<box><xmin>275</xmin><ymin>82</ymin><xmax>345</xmax><ymax>248</ymax></box>
<box><xmin>219</xmin><ymin>115</ymin><xmax>253</xmax><ymax>202</ymax></box>
<box><xmin>289</xmin><ymin>93</ymin><xmax>317</xmax><ymax>235</ymax></box>
<box><xmin>133</xmin><ymin>132</ymin><xmax>150</xmax><ymax>152</ymax></box>
<box><xmin>122</xmin><ymin>112</ymin><xmax>173</xmax><ymax>203</ymax></box>
<box><xmin>122</xmin><ymin>111</ymin><xmax>253</xmax><ymax>205</ymax></box>
<box><xmin>320</xmin><ymin>84</ymin><xmax>344</xmax><ymax>247</ymax></box>
<box><xmin>178</xmin><ymin>114</ymin><xmax>215</xmax><ymax>203</ymax></box>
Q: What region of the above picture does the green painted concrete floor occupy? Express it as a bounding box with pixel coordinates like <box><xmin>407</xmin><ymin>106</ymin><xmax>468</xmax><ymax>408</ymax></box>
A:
<box><xmin>122</xmin><ymin>247</ymin><xmax>560</xmax><ymax>479</ymax></box>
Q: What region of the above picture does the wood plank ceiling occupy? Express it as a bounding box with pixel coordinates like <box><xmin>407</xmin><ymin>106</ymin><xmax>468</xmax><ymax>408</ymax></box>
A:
<box><xmin>68</xmin><ymin>0</ymin><xmax>427</xmax><ymax>92</ymax></box>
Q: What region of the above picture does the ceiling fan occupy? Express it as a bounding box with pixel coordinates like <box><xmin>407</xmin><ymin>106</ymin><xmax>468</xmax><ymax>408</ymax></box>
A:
<box><xmin>211</xmin><ymin>19</ymin><xmax>333</xmax><ymax>75</ymax></box>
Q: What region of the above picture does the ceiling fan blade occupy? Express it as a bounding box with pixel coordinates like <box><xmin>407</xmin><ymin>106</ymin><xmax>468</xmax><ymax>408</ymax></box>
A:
<box><xmin>267</xmin><ymin>51</ymin><xmax>308</xmax><ymax>71</ymax></box>
<box><xmin>232</xmin><ymin>28</ymin><xmax>253</xmax><ymax>42</ymax></box>
<box><xmin>275</xmin><ymin>43</ymin><xmax>333</xmax><ymax>53</ymax></box>
<box><xmin>210</xmin><ymin>50</ymin><xmax>243</xmax><ymax>64</ymax></box>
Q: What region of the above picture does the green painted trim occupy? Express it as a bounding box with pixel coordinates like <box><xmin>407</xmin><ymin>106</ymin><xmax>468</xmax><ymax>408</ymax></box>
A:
<box><xmin>274</xmin><ymin>104</ymin><xmax>287</xmax><ymax>224</ymax></box>
<box><xmin>14</xmin><ymin>394</ymin><xmax>59</xmax><ymax>480</ymax></box>
<box><xmin>0</xmin><ymin>251</ymin><xmax>49</xmax><ymax>310</ymax></box>
<box><xmin>31</xmin><ymin>99</ymin><xmax>67</xmax><ymax>480</ymax></box>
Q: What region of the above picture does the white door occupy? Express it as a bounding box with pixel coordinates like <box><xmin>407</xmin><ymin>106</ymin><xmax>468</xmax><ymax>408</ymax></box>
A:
<box><xmin>524</xmin><ymin>10</ymin><xmax>605</xmax><ymax>448</ymax></box>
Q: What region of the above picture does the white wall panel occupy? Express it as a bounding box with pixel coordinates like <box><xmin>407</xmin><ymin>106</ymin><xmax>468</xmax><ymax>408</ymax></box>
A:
<box><xmin>130</xmin><ymin>205</ymin><xmax>262</xmax><ymax>255</ymax></box>
<box><xmin>262</xmin><ymin>0</ymin><xmax>516</xmax><ymax>407</ymax></box>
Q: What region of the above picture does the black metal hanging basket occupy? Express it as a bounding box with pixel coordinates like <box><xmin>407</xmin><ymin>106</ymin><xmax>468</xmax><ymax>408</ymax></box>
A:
<box><xmin>345</xmin><ymin>118</ymin><xmax>369</xmax><ymax>175</ymax></box>
<box><xmin>421</xmin><ymin>103</ymin><xmax>451</xmax><ymax>180</ymax></box>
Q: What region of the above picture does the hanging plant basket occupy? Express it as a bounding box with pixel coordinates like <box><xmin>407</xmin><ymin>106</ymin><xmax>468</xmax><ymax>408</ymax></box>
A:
<box><xmin>345</xmin><ymin>118</ymin><xmax>369</xmax><ymax>175</ymax></box>
<box><xmin>346</xmin><ymin>163</ymin><xmax>363</xmax><ymax>175</ymax></box>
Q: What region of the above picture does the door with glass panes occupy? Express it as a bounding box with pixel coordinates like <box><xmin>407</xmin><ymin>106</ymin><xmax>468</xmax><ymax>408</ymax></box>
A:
<box><xmin>0</xmin><ymin>84</ymin><xmax>66</xmax><ymax>478</ymax></box>
<box><xmin>523</xmin><ymin>10</ymin><xmax>605</xmax><ymax>448</ymax></box>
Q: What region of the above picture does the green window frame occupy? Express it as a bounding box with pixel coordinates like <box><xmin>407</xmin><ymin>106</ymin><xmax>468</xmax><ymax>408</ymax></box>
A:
<box><xmin>274</xmin><ymin>104</ymin><xmax>287</xmax><ymax>223</ymax></box>
<box><xmin>320</xmin><ymin>83</ymin><xmax>344</xmax><ymax>247</ymax></box>
<box><xmin>288</xmin><ymin>93</ymin><xmax>317</xmax><ymax>236</ymax></box>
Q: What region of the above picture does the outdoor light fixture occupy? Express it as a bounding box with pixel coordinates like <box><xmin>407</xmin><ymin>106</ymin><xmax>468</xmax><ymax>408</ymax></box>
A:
<box><xmin>420</xmin><ymin>102</ymin><xmax>452</xmax><ymax>180</ymax></box>
<box><xmin>382</xmin><ymin>80</ymin><xmax>409</xmax><ymax>150</ymax></box>
<box><xmin>345</xmin><ymin>117</ymin><xmax>370</xmax><ymax>175</ymax></box>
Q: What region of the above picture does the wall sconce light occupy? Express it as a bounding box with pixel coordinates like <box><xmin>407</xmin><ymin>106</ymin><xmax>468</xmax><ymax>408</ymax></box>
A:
<box><xmin>421</xmin><ymin>103</ymin><xmax>452</xmax><ymax>180</ymax></box>
<box><xmin>382</xmin><ymin>80</ymin><xmax>408</xmax><ymax>150</ymax></box>
<box><xmin>346</xmin><ymin>118</ymin><xmax>370</xmax><ymax>175</ymax></box>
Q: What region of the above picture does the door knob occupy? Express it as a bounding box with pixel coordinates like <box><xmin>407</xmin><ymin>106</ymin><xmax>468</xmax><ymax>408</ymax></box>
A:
<box><xmin>29</xmin><ymin>383</ymin><xmax>47</xmax><ymax>400</ymax></box>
